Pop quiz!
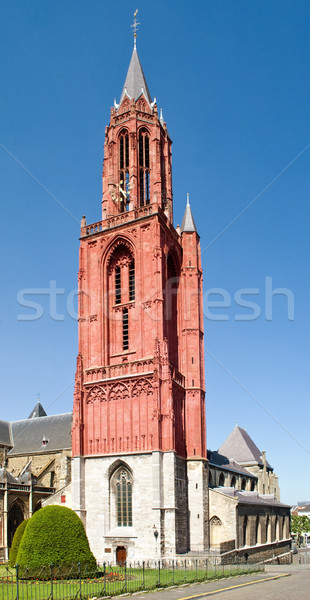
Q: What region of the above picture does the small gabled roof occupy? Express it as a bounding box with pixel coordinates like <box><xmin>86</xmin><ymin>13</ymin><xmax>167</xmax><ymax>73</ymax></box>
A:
<box><xmin>181</xmin><ymin>194</ymin><xmax>198</xmax><ymax>234</ymax></box>
<box><xmin>218</xmin><ymin>425</ymin><xmax>272</xmax><ymax>469</ymax></box>
<box><xmin>120</xmin><ymin>46</ymin><xmax>152</xmax><ymax>105</ymax></box>
<box><xmin>0</xmin><ymin>420</ymin><xmax>12</xmax><ymax>447</ymax></box>
<box><xmin>0</xmin><ymin>468</ymin><xmax>20</xmax><ymax>485</ymax></box>
<box><xmin>28</xmin><ymin>401</ymin><xmax>47</xmax><ymax>419</ymax></box>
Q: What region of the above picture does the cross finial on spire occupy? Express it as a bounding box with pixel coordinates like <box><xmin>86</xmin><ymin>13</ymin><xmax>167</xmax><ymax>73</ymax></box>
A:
<box><xmin>131</xmin><ymin>9</ymin><xmax>140</xmax><ymax>49</ymax></box>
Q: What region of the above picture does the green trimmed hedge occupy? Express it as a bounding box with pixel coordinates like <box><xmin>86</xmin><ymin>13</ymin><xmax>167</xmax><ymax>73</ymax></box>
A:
<box><xmin>16</xmin><ymin>506</ymin><xmax>96</xmax><ymax>572</ymax></box>
<box><xmin>9</xmin><ymin>519</ymin><xmax>29</xmax><ymax>567</ymax></box>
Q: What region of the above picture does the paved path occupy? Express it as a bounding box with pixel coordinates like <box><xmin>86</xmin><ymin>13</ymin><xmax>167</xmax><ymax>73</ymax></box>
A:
<box><xmin>126</xmin><ymin>566</ymin><xmax>310</xmax><ymax>600</ymax></box>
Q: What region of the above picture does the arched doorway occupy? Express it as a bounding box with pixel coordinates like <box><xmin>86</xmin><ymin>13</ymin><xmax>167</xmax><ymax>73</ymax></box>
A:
<box><xmin>116</xmin><ymin>546</ymin><xmax>126</xmax><ymax>566</ymax></box>
<box><xmin>8</xmin><ymin>503</ymin><xmax>24</xmax><ymax>548</ymax></box>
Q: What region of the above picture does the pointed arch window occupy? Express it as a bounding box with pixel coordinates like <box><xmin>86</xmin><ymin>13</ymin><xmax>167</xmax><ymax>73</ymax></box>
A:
<box><xmin>119</xmin><ymin>131</ymin><xmax>130</xmax><ymax>213</ymax></box>
<box><xmin>139</xmin><ymin>129</ymin><xmax>150</xmax><ymax>206</ymax></box>
<box><xmin>115</xmin><ymin>469</ymin><xmax>132</xmax><ymax>526</ymax></box>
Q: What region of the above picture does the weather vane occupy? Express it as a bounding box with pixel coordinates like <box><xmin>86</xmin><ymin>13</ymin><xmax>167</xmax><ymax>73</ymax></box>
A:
<box><xmin>131</xmin><ymin>9</ymin><xmax>140</xmax><ymax>48</ymax></box>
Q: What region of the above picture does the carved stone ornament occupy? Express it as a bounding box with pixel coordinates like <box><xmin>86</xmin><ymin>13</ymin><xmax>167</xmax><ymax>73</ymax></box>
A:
<box><xmin>109</xmin><ymin>382</ymin><xmax>130</xmax><ymax>402</ymax></box>
<box><xmin>90</xmin><ymin>314</ymin><xmax>98</xmax><ymax>322</ymax></box>
<box><xmin>86</xmin><ymin>385</ymin><xmax>106</xmax><ymax>404</ymax></box>
<box><xmin>132</xmin><ymin>378</ymin><xmax>153</xmax><ymax>398</ymax></box>
<box><xmin>210</xmin><ymin>516</ymin><xmax>222</xmax><ymax>526</ymax></box>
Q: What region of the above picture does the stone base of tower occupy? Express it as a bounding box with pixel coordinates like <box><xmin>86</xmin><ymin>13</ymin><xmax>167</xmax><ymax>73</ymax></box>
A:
<box><xmin>187</xmin><ymin>459</ymin><xmax>209</xmax><ymax>552</ymax></box>
<box><xmin>72</xmin><ymin>451</ymin><xmax>191</xmax><ymax>563</ymax></box>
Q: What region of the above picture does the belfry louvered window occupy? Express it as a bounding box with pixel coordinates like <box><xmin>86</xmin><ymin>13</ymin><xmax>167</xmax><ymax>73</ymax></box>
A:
<box><xmin>119</xmin><ymin>132</ymin><xmax>130</xmax><ymax>213</ymax></box>
<box><xmin>116</xmin><ymin>469</ymin><xmax>132</xmax><ymax>526</ymax></box>
<box><xmin>122</xmin><ymin>308</ymin><xmax>129</xmax><ymax>351</ymax></box>
<box><xmin>129</xmin><ymin>259</ymin><xmax>135</xmax><ymax>301</ymax></box>
<box><xmin>115</xmin><ymin>266</ymin><xmax>121</xmax><ymax>304</ymax></box>
<box><xmin>139</xmin><ymin>129</ymin><xmax>150</xmax><ymax>206</ymax></box>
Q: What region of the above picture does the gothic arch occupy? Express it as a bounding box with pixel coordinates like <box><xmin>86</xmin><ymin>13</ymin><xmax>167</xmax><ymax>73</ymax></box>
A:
<box><xmin>117</xmin><ymin>127</ymin><xmax>130</xmax><ymax>139</ymax></box>
<box><xmin>137</xmin><ymin>124</ymin><xmax>151</xmax><ymax>136</ymax></box>
<box><xmin>132</xmin><ymin>378</ymin><xmax>153</xmax><ymax>397</ymax></box>
<box><xmin>107</xmin><ymin>459</ymin><xmax>133</xmax><ymax>480</ymax></box>
<box><xmin>218</xmin><ymin>472</ymin><xmax>225</xmax><ymax>487</ymax></box>
<box><xmin>166</xmin><ymin>247</ymin><xmax>181</xmax><ymax>277</ymax></box>
<box><xmin>210</xmin><ymin>515</ymin><xmax>222</xmax><ymax>526</ymax></box>
<box><xmin>109</xmin><ymin>382</ymin><xmax>130</xmax><ymax>402</ymax></box>
<box><xmin>105</xmin><ymin>238</ymin><xmax>135</xmax><ymax>272</ymax></box>
<box><xmin>8</xmin><ymin>500</ymin><xmax>25</xmax><ymax>548</ymax></box>
<box><xmin>86</xmin><ymin>385</ymin><xmax>106</xmax><ymax>404</ymax></box>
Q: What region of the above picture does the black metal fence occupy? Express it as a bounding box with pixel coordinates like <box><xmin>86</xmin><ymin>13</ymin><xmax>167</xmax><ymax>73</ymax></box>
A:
<box><xmin>0</xmin><ymin>560</ymin><xmax>264</xmax><ymax>600</ymax></box>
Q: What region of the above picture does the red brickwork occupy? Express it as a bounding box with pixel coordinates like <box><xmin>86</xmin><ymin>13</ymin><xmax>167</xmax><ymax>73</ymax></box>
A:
<box><xmin>72</xmin><ymin>87</ymin><xmax>206</xmax><ymax>461</ymax></box>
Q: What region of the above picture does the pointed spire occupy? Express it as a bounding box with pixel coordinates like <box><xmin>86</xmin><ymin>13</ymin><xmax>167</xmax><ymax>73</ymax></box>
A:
<box><xmin>120</xmin><ymin>46</ymin><xmax>152</xmax><ymax>105</ymax></box>
<box><xmin>180</xmin><ymin>194</ymin><xmax>198</xmax><ymax>233</ymax></box>
<box><xmin>28</xmin><ymin>398</ymin><xmax>47</xmax><ymax>419</ymax></box>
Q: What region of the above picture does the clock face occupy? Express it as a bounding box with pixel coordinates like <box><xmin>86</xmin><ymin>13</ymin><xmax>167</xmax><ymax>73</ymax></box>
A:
<box><xmin>110</xmin><ymin>179</ymin><xmax>134</xmax><ymax>209</ymax></box>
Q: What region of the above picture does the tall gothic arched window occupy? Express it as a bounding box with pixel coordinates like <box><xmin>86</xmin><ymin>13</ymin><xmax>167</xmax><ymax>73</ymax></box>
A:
<box><xmin>139</xmin><ymin>129</ymin><xmax>150</xmax><ymax>206</ymax></box>
<box><xmin>165</xmin><ymin>254</ymin><xmax>179</xmax><ymax>368</ymax></box>
<box><xmin>107</xmin><ymin>243</ymin><xmax>135</xmax><ymax>357</ymax></box>
<box><xmin>115</xmin><ymin>469</ymin><xmax>132</xmax><ymax>526</ymax></box>
<box><xmin>119</xmin><ymin>131</ymin><xmax>130</xmax><ymax>213</ymax></box>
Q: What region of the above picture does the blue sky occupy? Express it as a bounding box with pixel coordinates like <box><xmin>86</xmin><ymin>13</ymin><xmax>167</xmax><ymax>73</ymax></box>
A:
<box><xmin>0</xmin><ymin>1</ymin><xmax>309</xmax><ymax>506</ymax></box>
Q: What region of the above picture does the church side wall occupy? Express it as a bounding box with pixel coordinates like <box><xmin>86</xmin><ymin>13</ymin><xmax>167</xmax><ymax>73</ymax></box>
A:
<box><xmin>82</xmin><ymin>451</ymin><xmax>187</xmax><ymax>563</ymax></box>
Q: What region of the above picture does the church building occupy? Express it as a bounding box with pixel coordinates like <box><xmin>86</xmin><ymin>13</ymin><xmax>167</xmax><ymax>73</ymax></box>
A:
<box><xmin>0</xmin><ymin>28</ymin><xmax>292</xmax><ymax>566</ymax></box>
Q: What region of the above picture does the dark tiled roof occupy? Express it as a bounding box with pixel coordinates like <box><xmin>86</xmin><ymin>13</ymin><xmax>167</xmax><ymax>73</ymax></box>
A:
<box><xmin>8</xmin><ymin>413</ymin><xmax>72</xmax><ymax>455</ymax></box>
<box><xmin>208</xmin><ymin>451</ymin><xmax>257</xmax><ymax>478</ymax></box>
<box><xmin>0</xmin><ymin>420</ymin><xmax>12</xmax><ymax>447</ymax></box>
<box><xmin>218</xmin><ymin>425</ymin><xmax>272</xmax><ymax>469</ymax></box>
<box><xmin>213</xmin><ymin>487</ymin><xmax>290</xmax><ymax>508</ymax></box>
<box><xmin>120</xmin><ymin>47</ymin><xmax>152</xmax><ymax>104</ymax></box>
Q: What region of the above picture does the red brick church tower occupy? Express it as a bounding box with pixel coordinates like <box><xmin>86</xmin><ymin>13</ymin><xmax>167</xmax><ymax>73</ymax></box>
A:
<box><xmin>72</xmin><ymin>30</ymin><xmax>208</xmax><ymax>562</ymax></box>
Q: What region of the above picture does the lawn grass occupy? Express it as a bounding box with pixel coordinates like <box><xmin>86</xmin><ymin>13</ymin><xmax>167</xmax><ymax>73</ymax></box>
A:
<box><xmin>0</xmin><ymin>563</ymin><xmax>262</xmax><ymax>600</ymax></box>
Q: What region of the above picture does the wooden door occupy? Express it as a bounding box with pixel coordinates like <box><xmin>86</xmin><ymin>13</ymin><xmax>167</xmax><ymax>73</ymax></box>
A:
<box><xmin>116</xmin><ymin>546</ymin><xmax>126</xmax><ymax>566</ymax></box>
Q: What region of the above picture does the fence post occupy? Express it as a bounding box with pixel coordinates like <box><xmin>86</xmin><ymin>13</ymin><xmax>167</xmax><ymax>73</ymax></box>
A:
<box><xmin>142</xmin><ymin>561</ymin><xmax>145</xmax><ymax>589</ymax></box>
<box><xmin>125</xmin><ymin>561</ymin><xmax>127</xmax><ymax>592</ymax></box>
<box><xmin>15</xmin><ymin>563</ymin><xmax>19</xmax><ymax>600</ymax></box>
<box><xmin>78</xmin><ymin>561</ymin><xmax>82</xmax><ymax>600</ymax></box>
<box><xmin>103</xmin><ymin>562</ymin><xmax>106</xmax><ymax>597</ymax></box>
<box><xmin>172</xmin><ymin>560</ymin><xmax>174</xmax><ymax>585</ymax></box>
<box><xmin>158</xmin><ymin>560</ymin><xmax>160</xmax><ymax>586</ymax></box>
<box><xmin>184</xmin><ymin>560</ymin><xmax>186</xmax><ymax>582</ymax></box>
<box><xmin>195</xmin><ymin>559</ymin><xmax>198</xmax><ymax>580</ymax></box>
<box><xmin>50</xmin><ymin>563</ymin><xmax>54</xmax><ymax>600</ymax></box>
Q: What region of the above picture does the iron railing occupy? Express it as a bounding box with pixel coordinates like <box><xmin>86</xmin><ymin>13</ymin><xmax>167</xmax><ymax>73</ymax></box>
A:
<box><xmin>0</xmin><ymin>560</ymin><xmax>264</xmax><ymax>600</ymax></box>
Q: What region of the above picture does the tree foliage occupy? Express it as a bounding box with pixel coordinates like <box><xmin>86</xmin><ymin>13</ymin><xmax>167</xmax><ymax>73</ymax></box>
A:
<box><xmin>291</xmin><ymin>515</ymin><xmax>310</xmax><ymax>544</ymax></box>
<box><xmin>16</xmin><ymin>506</ymin><xmax>96</xmax><ymax>572</ymax></box>
<box><xmin>9</xmin><ymin>519</ymin><xmax>29</xmax><ymax>567</ymax></box>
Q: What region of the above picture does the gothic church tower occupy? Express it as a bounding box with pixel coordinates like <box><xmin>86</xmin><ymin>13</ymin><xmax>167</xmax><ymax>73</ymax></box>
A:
<box><xmin>72</xmin><ymin>36</ymin><xmax>208</xmax><ymax>562</ymax></box>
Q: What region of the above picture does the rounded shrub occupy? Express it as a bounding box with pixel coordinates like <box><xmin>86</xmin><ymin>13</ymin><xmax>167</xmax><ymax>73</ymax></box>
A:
<box><xmin>16</xmin><ymin>506</ymin><xmax>96</xmax><ymax>573</ymax></box>
<box><xmin>9</xmin><ymin>519</ymin><xmax>29</xmax><ymax>566</ymax></box>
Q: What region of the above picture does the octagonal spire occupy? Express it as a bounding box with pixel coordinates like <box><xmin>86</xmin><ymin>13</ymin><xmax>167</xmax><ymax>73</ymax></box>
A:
<box><xmin>120</xmin><ymin>46</ymin><xmax>152</xmax><ymax>105</ymax></box>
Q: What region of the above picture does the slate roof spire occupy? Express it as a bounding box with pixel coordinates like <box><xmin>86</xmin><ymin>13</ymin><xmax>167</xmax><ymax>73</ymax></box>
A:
<box><xmin>120</xmin><ymin>16</ymin><xmax>152</xmax><ymax>107</ymax></box>
<box><xmin>28</xmin><ymin>399</ymin><xmax>47</xmax><ymax>419</ymax></box>
<box><xmin>180</xmin><ymin>194</ymin><xmax>198</xmax><ymax>234</ymax></box>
